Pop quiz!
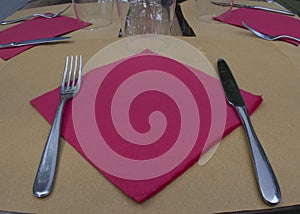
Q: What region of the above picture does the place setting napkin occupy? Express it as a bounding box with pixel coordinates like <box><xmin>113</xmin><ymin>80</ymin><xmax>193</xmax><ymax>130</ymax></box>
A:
<box><xmin>30</xmin><ymin>50</ymin><xmax>263</xmax><ymax>202</ymax></box>
<box><xmin>214</xmin><ymin>7</ymin><xmax>300</xmax><ymax>45</ymax></box>
<box><xmin>0</xmin><ymin>15</ymin><xmax>90</xmax><ymax>60</ymax></box>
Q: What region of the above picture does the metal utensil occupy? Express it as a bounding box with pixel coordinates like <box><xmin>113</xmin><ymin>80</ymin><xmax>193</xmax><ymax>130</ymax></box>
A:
<box><xmin>0</xmin><ymin>0</ymin><xmax>32</xmax><ymax>22</ymax></box>
<box><xmin>217</xmin><ymin>58</ymin><xmax>281</xmax><ymax>205</ymax></box>
<box><xmin>211</xmin><ymin>1</ymin><xmax>295</xmax><ymax>16</ymax></box>
<box><xmin>242</xmin><ymin>21</ymin><xmax>300</xmax><ymax>42</ymax></box>
<box><xmin>0</xmin><ymin>36</ymin><xmax>71</xmax><ymax>49</ymax></box>
<box><xmin>33</xmin><ymin>55</ymin><xmax>82</xmax><ymax>198</ymax></box>
<box><xmin>1</xmin><ymin>4</ymin><xmax>71</xmax><ymax>25</ymax></box>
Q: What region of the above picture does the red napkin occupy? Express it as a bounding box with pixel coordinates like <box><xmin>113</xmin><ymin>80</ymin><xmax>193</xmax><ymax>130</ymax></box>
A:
<box><xmin>0</xmin><ymin>16</ymin><xmax>90</xmax><ymax>60</ymax></box>
<box><xmin>215</xmin><ymin>8</ymin><xmax>300</xmax><ymax>45</ymax></box>
<box><xmin>30</xmin><ymin>52</ymin><xmax>262</xmax><ymax>202</ymax></box>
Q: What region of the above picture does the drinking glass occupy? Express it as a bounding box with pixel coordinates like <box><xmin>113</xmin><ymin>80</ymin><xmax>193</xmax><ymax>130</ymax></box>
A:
<box><xmin>117</xmin><ymin>0</ymin><xmax>177</xmax><ymax>37</ymax></box>
<box><xmin>116</xmin><ymin>0</ymin><xmax>177</xmax><ymax>53</ymax></box>
<box><xmin>73</xmin><ymin>0</ymin><xmax>114</xmax><ymax>30</ymax></box>
<box><xmin>116</xmin><ymin>0</ymin><xmax>130</xmax><ymax>37</ymax></box>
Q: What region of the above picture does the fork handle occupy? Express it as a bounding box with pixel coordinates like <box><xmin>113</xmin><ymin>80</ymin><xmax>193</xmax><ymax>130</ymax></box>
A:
<box><xmin>33</xmin><ymin>98</ymin><xmax>67</xmax><ymax>198</ymax></box>
<box><xmin>236</xmin><ymin>106</ymin><xmax>281</xmax><ymax>205</ymax></box>
<box><xmin>0</xmin><ymin>14</ymin><xmax>35</xmax><ymax>25</ymax></box>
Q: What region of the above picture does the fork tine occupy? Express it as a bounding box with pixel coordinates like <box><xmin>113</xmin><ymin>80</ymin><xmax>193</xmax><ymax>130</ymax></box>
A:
<box><xmin>61</xmin><ymin>56</ymin><xmax>69</xmax><ymax>89</ymax></box>
<box><xmin>61</xmin><ymin>55</ymin><xmax>82</xmax><ymax>92</ymax></box>
<box><xmin>72</xmin><ymin>56</ymin><xmax>78</xmax><ymax>88</ymax></box>
<box><xmin>67</xmin><ymin>56</ymin><xmax>74</xmax><ymax>89</ymax></box>
<box><xmin>77</xmin><ymin>55</ymin><xmax>83</xmax><ymax>90</ymax></box>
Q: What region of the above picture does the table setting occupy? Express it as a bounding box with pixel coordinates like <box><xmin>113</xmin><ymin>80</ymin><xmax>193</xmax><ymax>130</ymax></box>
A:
<box><xmin>0</xmin><ymin>0</ymin><xmax>300</xmax><ymax>213</ymax></box>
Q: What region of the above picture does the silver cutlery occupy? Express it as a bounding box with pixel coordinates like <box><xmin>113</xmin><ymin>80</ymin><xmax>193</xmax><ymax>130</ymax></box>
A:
<box><xmin>211</xmin><ymin>1</ymin><xmax>295</xmax><ymax>16</ymax></box>
<box><xmin>217</xmin><ymin>58</ymin><xmax>281</xmax><ymax>205</ymax></box>
<box><xmin>33</xmin><ymin>55</ymin><xmax>82</xmax><ymax>198</ymax></box>
<box><xmin>248</xmin><ymin>0</ymin><xmax>294</xmax><ymax>11</ymax></box>
<box><xmin>242</xmin><ymin>21</ymin><xmax>300</xmax><ymax>42</ymax></box>
<box><xmin>1</xmin><ymin>4</ymin><xmax>71</xmax><ymax>25</ymax></box>
<box><xmin>0</xmin><ymin>36</ymin><xmax>71</xmax><ymax>49</ymax></box>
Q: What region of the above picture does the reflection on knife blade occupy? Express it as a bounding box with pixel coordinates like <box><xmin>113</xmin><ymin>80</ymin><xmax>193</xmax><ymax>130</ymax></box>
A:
<box><xmin>0</xmin><ymin>36</ymin><xmax>71</xmax><ymax>49</ymax></box>
<box><xmin>211</xmin><ymin>1</ymin><xmax>295</xmax><ymax>16</ymax></box>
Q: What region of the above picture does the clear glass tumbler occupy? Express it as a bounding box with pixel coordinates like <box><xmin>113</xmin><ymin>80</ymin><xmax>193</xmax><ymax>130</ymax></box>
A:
<box><xmin>117</xmin><ymin>0</ymin><xmax>177</xmax><ymax>37</ymax></box>
<box><xmin>73</xmin><ymin>0</ymin><xmax>114</xmax><ymax>30</ymax></box>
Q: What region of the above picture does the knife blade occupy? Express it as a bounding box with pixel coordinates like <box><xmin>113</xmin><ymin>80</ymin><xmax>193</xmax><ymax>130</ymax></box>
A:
<box><xmin>211</xmin><ymin>1</ymin><xmax>295</xmax><ymax>16</ymax></box>
<box><xmin>0</xmin><ymin>36</ymin><xmax>71</xmax><ymax>49</ymax></box>
<box><xmin>217</xmin><ymin>58</ymin><xmax>281</xmax><ymax>206</ymax></box>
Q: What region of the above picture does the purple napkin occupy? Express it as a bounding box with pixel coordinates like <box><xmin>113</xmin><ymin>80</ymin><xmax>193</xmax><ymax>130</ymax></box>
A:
<box><xmin>0</xmin><ymin>15</ymin><xmax>90</xmax><ymax>60</ymax></box>
<box><xmin>30</xmin><ymin>51</ymin><xmax>263</xmax><ymax>202</ymax></box>
<box><xmin>215</xmin><ymin>8</ymin><xmax>300</xmax><ymax>45</ymax></box>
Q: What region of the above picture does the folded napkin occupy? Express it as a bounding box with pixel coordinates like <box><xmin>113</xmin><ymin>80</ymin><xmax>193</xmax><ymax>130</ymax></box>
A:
<box><xmin>30</xmin><ymin>51</ymin><xmax>262</xmax><ymax>202</ymax></box>
<box><xmin>215</xmin><ymin>8</ymin><xmax>300</xmax><ymax>45</ymax></box>
<box><xmin>0</xmin><ymin>16</ymin><xmax>90</xmax><ymax>60</ymax></box>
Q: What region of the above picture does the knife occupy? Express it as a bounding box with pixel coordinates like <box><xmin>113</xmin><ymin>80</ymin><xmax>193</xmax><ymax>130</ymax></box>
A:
<box><xmin>211</xmin><ymin>1</ymin><xmax>295</xmax><ymax>16</ymax></box>
<box><xmin>217</xmin><ymin>58</ymin><xmax>281</xmax><ymax>206</ymax></box>
<box><xmin>0</xmin><ymin>36</ymin><xmax>71</xmax><ymax>49</ymax></box>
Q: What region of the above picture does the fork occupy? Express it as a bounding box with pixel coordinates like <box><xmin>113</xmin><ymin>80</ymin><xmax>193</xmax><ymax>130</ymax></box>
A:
<box><xmin>242</xmin><ymin>21</ymin><xmax>300</xmax><ymax>42</ymax></box>
<box><xmin>1</xmin><ymin>4</ymin><xmax>71</xmax><ymax>25</ymax></box>
<box><xmin>33</xmin><ymin>55</ymin><xmax>82</xmax><ymax>198</ymax></box>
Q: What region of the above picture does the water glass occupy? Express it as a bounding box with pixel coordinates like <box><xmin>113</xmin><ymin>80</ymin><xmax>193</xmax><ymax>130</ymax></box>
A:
<box><xmin>117</xmin><ymin>0</ymin><xmax>177</xmax><ymax>37</ymax></box>
<box><xmin>73</xmin><ymin>0</ymin><xmax>114</xmax><ymax>30</ymax></box>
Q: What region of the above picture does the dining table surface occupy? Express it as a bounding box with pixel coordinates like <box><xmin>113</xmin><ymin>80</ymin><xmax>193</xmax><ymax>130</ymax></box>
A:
<box><xmin>1</xmin><ymin>0</ymin><xmax>300</xmax><ymax>213</ymax></box>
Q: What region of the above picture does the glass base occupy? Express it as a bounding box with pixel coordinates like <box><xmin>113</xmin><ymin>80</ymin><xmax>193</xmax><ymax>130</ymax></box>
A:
<box><xmin>125</xmin><ymin>34</ymin><xmax>169</xmax><ymax>53</ymax></box>
<box><xmin>83</xmin><ymin>18</ymin><xmax>112</xmax><ymax>30</ymax></box>
<box><xmin>197</xmin><ymin>15</ymin><xmax>224</xmax><ymax>24</ymax></box>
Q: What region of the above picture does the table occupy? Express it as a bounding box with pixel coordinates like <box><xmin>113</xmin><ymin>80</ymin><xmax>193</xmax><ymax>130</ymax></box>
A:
<box><xmin>1</xmin><ymin>1</ymin><xmax>300</xmax><ymax>213</ymax></box>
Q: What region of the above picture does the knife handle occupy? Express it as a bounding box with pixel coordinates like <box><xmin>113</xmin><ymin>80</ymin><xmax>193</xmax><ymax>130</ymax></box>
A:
<box><xmin>235</xmin><ymin>106</ymin><xmax>281</xmax><ymax>205</ymax></box>
<box><xmin>254</xmin><ymin>6</ymin><xmax>295</xmax><ymax>16</ymax></box>
<box><xmin>0</xmin><ymin>14</ymin><xmax>35</xmax><ymax>25</ymax></box>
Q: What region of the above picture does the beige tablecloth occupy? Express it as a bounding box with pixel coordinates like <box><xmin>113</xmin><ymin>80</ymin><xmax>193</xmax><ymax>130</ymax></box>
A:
<box><xmin>1</xmin><ymin>1</ymin><xmax>300</xmax><ymax>213</ymax></box>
